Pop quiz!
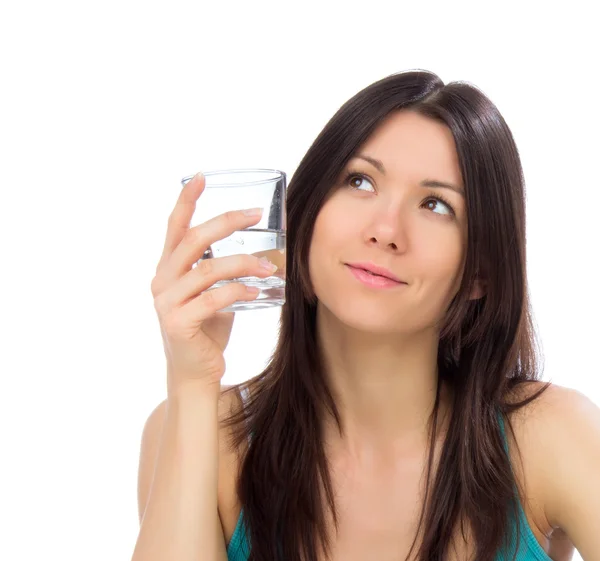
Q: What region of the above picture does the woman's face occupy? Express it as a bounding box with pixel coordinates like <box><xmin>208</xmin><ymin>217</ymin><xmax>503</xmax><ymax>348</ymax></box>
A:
<box><xmin>308</xmin><ymin>110</ymin><xmax>469</xmax><ymax>335</ymax></box>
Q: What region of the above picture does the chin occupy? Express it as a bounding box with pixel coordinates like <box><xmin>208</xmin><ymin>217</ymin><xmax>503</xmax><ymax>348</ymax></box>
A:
<box><xmin>319</xmin><ymin>295</ymin><xmax>410</xmax><ymax>335</ymax></box>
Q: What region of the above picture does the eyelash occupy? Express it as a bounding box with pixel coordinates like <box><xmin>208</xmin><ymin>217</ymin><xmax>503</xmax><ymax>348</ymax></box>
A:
<box><xmin>342</xmin><ymin>170</ymin><xmax>456</xmax><ymax>217</ymax></box>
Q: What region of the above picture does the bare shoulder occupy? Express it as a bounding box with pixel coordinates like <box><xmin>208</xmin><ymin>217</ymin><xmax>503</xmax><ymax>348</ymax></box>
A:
<box><xmin>136</xmin><ymin>385</ymin><xmax>247</xmax><ymax>543</ymax></box>
<box><xmin>505</xmin><ymin>380</ymin><xmax>598</xmax><ymax>461</ymax></box>
<box><xmin>504</xmin><ymin>381</ymin><xmax>600</xmax><ymax>558</ymax></box>
<box><xmin>506</xmin><ymin>379</ymin><xmax>592</xmax><ymax>418</ymax></box>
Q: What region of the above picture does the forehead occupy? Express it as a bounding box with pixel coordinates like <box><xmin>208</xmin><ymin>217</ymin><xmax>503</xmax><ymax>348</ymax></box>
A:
<box><xmin>356</xmin><ymin>110</ymin><xmax>463</xmax><ymax>187</ymax></box>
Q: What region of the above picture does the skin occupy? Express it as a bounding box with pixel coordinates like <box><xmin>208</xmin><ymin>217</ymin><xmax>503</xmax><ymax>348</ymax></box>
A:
<box><xmin>137</xmin><ymin>111</ymin><xmax>600</xmax><ymax>561</ymax></box>
<box><xmin>310</xmin><ymin>110</ymin><xmax>474</xmax><ymax>451</ymax></box>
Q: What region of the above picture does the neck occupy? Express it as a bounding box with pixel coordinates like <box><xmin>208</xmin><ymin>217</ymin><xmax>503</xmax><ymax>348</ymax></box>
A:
<box><xmin>316</xmin><ymin>303</ymin><xmax>452</xmax><ymax>459</ymax></box>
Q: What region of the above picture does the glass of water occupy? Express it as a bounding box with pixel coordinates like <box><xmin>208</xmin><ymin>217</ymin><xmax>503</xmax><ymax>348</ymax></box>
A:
<box><xmin>180</xmin><ymin>169</ymin><xmax>287</xmax><ymax>312</ymax></box>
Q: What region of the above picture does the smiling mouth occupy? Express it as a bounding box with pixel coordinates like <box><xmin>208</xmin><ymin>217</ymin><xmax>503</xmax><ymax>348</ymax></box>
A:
<box><xmin>361</xmin><ymin>269</ymin><xmax>384</xmax><ymax>277</ymax></box>
<box><xmin>345</xmin><ymin>265</ymin><xmax>407</xmax><ymax>288</ymax></box>
<box><xmin>349</xmin><ymin>265</ymin><xmax>396</xmax><ymax>281</ymax></box>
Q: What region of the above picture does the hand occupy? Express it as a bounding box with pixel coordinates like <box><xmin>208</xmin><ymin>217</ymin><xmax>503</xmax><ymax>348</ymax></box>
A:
<box><xmin>150</xmin><ymin>173</ymin><xmax>278</xmax><ymax>394</ymax></box>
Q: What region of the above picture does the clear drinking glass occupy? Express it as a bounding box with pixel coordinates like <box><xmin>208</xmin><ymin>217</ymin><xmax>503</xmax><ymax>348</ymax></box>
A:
<box><xmin>180</xmin><ymin>169</ymin><xmax>287</xmax><ymax>312</ymax></box>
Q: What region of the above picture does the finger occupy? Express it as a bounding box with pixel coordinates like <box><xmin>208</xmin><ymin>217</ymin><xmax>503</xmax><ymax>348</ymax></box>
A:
<box><xmin>178</xmin><ymin>282</ymin><xmax>260</xmax><ymax>324</ymax></box>
<box><xmin>154</xmin><ymin>253</ymin><xmax>276</xmax><ymax>313</ymax></box>
<box><xmin>160</xmin><ymin>172</ymin><xmax>205</xmax><ymax>264</ymax></box>
<box><xmin>158</xmin><ymin>207</ymin><xmax>264</xmax><ymax>284</ymax></box>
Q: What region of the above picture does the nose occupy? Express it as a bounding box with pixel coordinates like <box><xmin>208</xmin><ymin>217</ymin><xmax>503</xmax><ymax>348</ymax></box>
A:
<box><xmin>365</xmin><ymin>205</ymin><xmax>408</xmax><ymax>253</ymax></box>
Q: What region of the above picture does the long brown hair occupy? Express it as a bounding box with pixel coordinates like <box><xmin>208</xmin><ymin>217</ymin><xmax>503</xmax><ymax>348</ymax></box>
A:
<box><xmin>223</xmin><ymin>69</ymin><xmax>550</xmax><ymax>561</ymax></box>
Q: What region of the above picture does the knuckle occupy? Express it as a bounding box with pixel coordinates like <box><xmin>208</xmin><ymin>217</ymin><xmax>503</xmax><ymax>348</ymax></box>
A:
<box><xmin>166</xmin><ymin>213</ymin><xmax>182</xmax><ymax>235</ymax></box>
<box><xmin>161</xmin><ymin>312</ymin><xmax>184</xmax><ymax>336</ymax></box>
<box><xmin>153</xmin><ymin>294</ymin><xmax>168</xmax><ymax>316</ymax></box>
<box><xmin>202</xmin><ymin>289</ymin><xmax>218</xmax><ymax>309</ymax></box>
<box><xmin>195</xmin><ymin>258</ymin><xmax>214</xmax><ymax>278</ymax></box>
<box><xmin>150</xmin><ymin>275</ymin><xmax>162</xmax><ymax>297</ymax></box>
<box><xmin>166</xmin><ymin>212</ymin><xmax>176</xmax><ymax>228</ymax></box>
<box><xmin>236</xmin><ymin>282</ymin><xmax>249</xmax><ymax>297</ymax></box>
<box><xmin>247</xmin><ymin>254</ymin><xmax>261</xmax><ymax>273</ymax></box>
<box><xmin>224</xmin><ymin>210</ymin><xmax>238</xmax><ymax>226</ymax></box>
<box><xmin>183</xmin><ymin>225</ymin><xmax>202</xmax><ymax>246</ymax></box>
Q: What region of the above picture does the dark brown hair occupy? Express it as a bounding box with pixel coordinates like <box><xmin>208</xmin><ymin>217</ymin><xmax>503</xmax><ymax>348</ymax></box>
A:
<box><xmin>223</xmin><ymin>69</ymin><xmax>550</xmax><ymax>561</ymax></box>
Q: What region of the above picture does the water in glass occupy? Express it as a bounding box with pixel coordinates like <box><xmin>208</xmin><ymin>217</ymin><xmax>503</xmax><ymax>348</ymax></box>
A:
<box><xmin>180</xmin><ymin>169</ymin><xmax>287</xmax><ymax>312</ymax></box>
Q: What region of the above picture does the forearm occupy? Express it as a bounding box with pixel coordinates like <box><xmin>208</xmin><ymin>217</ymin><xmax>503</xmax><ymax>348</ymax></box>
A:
<box><xmin>132</xmin><ymin>385</ymin><xmax>225</xmax><ymax>561</ymax></box>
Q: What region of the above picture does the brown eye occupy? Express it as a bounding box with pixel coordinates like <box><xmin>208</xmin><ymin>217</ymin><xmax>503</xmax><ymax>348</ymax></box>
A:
<box><xmin>345</xmin><ymin>172</ymin><xmax>375</xmax><ymax>192</ymax></box>
<box><xmin>422</xmin><ymin>197</ymin><xmax>453</xmax><ymax>216</ymax></box>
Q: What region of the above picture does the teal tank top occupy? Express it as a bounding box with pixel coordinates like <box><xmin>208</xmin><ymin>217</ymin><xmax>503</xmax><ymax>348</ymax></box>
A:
<box><xmin>226</xmin><ymin>401</ymin><xmax>551</xmax><ymax>561</ymax></box>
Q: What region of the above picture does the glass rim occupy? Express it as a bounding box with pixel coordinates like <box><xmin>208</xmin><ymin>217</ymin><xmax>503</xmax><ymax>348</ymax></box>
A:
<box><xmin>180</xmin><ymin>168</ymin><xmax>286</xmax><ymax>188</ymax></box>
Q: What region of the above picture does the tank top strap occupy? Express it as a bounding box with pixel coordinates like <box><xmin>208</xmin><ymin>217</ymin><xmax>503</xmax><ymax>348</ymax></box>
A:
<box><xmin>495</xmin><ymin>408</ymin><xmax>554</xmax><ymax>561</ymax></box>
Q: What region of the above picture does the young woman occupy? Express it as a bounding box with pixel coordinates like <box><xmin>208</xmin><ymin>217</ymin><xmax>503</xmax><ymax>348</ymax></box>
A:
<box><xmin>132</xmin><ymin>71</ymin><xmax>600</xmax><ymax>561</ymax></box>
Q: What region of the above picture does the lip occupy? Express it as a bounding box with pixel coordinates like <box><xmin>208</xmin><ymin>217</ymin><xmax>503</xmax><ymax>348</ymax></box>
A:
<box><xmin>345</xmin><ymin>262</ymin><xmax>405</xmax><ymax>283</ymax></box>
<box><xmin>346</xmin><ymin>265</ymin><xmax>405</xmax><ymax>289</ymax></box>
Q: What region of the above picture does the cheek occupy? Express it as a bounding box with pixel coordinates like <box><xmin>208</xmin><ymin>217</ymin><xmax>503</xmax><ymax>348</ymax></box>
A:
<box><xmin>311</xmin><ymin>201</ymin><xmax>353</xmax><ymax>254</ymax></box>
<box><xmin>414</xmin><ymin>227</ymin><xmax>465</xmax><ymax>292</ymax></box>
<box><xmin>308</xmin><ymin>204</ymin><xmax>350</xmax><ymax>288</ymax></box>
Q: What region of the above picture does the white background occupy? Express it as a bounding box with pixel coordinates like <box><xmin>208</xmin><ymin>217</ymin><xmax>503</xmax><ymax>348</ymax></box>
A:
<box><xmin>1</xmin><ymin>1</ymin><xmax>598</xmax><ymax>560</ymax></box>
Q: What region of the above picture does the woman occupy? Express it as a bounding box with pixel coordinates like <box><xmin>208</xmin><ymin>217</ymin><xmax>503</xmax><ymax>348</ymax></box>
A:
<box><xmin>132</xmin><ymin>71</ymin><xmax>600</xmax><ymax>561</ymax></box>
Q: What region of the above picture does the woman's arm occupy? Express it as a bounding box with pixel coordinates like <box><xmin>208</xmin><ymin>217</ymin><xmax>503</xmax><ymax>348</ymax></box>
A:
<box><xmin>132</xmin><ymin>384</ymin><xmax>229</xmax><ymax>561</ymax></box>
<box><xmin>534</xmin><ymin>385</ymin><xmax>600</xmax><ymax>561</ymax></box>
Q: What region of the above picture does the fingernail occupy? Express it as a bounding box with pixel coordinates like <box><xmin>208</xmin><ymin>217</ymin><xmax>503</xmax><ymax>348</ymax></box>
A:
<box><xmin>259</xmin><ymin>257</ymin><xmax>278</xmax><ymax>272</ymax></box>
<box><xmin>195</xmin><ymin>172</ymin><xmax>204</xmax><ymax>181</ymax></box>
<box><xmin>243</xmin><ymin>207</ymin><xmax>263</xmax><ymax>217</ymax></box>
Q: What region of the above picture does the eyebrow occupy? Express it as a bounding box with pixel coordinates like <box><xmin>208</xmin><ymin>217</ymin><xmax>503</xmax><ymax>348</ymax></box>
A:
<box><xmin>353</xmin><ymin>154</ymin><xmax>465</xmax><ymax>197</ymax></box>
